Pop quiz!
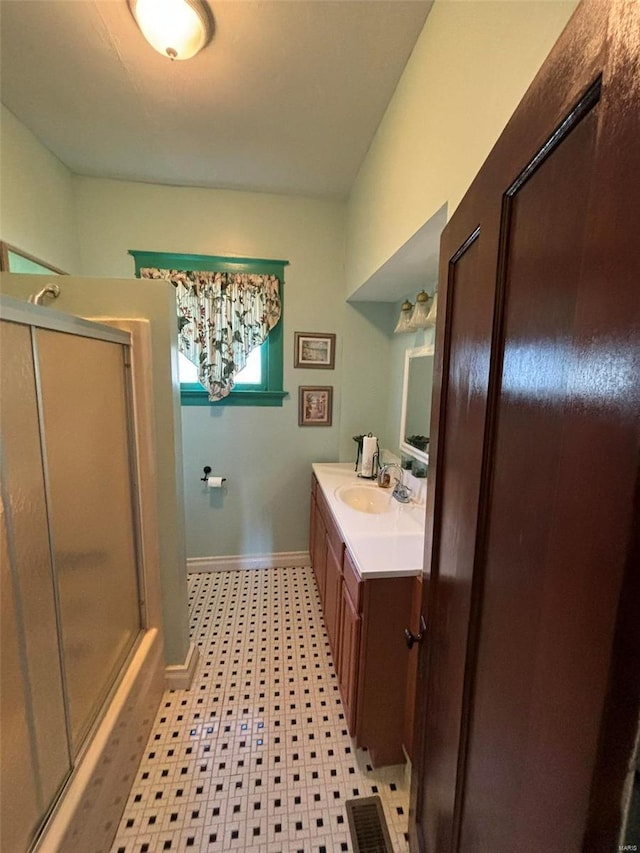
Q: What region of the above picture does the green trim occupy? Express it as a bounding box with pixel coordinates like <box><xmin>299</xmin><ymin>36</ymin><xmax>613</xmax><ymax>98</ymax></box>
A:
<box><xmin>180</xmin><ymin>387</ymin><xmax>288</xmax><ymax>407</ymax></box>
<box><xmin>264</xmin><ymin>308</ymin><xmax>284</xmax><ymax>393</ymax></box>
<box><xmin>131</xmin><ymin>248</ymin><xmax>287</xmax><ymax>407</ymax></box>
<box><xmin>129</xmin><ymin>249</ymin><xmax>288</xmax><ymax>277</ymax></box>
<box><xmin>232</xmin><ymin>341</ymin><xmax>268</xmax><ymax>392</ymax></box>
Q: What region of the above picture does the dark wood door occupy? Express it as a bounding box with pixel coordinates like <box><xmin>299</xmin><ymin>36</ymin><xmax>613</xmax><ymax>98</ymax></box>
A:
<box><xmin>410</xmin><ymin>2</ymin><xmax>640</xmax><ymax>851</ymax></box>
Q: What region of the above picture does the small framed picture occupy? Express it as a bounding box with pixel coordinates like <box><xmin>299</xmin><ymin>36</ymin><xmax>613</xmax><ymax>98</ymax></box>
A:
<box><xmin>298</xmin><ymin>386</ymin><xmax>333</xmax><ymax>427</ymax></box>
<box><xmin>294</xmin><ymin>332</ymin><xmax>336</xmax><ymax>369</ymax></box>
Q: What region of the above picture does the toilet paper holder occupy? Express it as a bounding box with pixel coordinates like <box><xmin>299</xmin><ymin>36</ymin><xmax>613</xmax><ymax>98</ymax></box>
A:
<box><xmin>201</xmin><ymin>466</ymin><xmax>227</xmax><ymax>485</ymax></box>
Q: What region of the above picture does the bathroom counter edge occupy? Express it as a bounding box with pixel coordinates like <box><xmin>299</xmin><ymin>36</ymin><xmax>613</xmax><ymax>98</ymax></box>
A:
<box><xmin>311</xmin><ymin>462</ymin><xmax>424</xmax><ymax>581</ymax></box>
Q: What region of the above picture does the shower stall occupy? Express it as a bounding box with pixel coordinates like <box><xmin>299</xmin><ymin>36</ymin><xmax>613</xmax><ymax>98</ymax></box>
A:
<box><xmin>0</xmin><ymin>296</ymin><xmax>164</xmax><ymax>852</ymax></box>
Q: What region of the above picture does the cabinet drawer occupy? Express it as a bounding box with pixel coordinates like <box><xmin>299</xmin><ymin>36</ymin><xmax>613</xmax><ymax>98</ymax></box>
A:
<box><xmin>325</xmin><ymin>512</ymin><xmax>344</xmax><ymax>561</ymax></box>
<box><xmin>317</xmin><ymin>488</ymin><xmax>344</xmax><ymax>559</ymax></box>
<box><xmin>343</xmin><ymin>548</ymin><xmax>362</xmax><ymax>612</ymax></box>
<box><xmin>316</xmin><ymin>485</ymin><xmax>330</xmax><ymax>525</ymax></box>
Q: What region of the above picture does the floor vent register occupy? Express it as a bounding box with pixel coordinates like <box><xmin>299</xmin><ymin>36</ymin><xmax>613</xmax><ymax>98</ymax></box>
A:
<box><xmin>346</xmin><ymin>795</ymin><xmax>394</xmax><ymax>853</ymax></box>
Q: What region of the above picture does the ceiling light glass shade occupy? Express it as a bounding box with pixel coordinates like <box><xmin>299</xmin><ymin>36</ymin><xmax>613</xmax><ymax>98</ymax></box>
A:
<box><xmin>425</xmin><ymin>291</ymin><xmax>438</xmax><ymax>326</ymax></box>
<box><xmin>408</xmin><ymin>290</ymin><xmax>432</xmax><ymax>330</ymax></box>
<box><xmin>129</xmin><ymin>0</ymin><xmax>212</xmax><ymax>60</ymax></box>
<box><xmin>394</xmin><ymin>300</ymin><xmax>414</xmax><ymax>334</ymax></box>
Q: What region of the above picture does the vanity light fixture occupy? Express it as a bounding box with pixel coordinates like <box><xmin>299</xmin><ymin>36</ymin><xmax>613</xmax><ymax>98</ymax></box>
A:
<box><xmin>128</xmin><ymin>0</ymin><xmax>213</xmax><ymax>61</ymax></box>
<box><xmin>408</xmin><ymin>290</ymin><xmax>433</xmax><ymax>330</ymax></box>
<box><xmin>394</xmin><ymin>300</ymin><xmax>414</xmax><ymax>334</ymax></box>
<box><xmin>425</xmin><ymin>291</ymin><xmax>438</xmax><ymax>326</ymax></box>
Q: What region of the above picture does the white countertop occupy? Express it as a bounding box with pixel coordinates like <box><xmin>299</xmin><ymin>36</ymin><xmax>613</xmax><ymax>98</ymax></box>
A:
<box><xmin>312</xmin><ymin>462</ymin><xmax>425</xmax><ymax>580</ymax></box>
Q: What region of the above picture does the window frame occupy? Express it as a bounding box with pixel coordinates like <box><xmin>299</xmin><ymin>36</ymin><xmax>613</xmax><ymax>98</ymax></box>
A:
<box><xmin>130</xmin><ymin>249</ymin><xmax>288</xmax><ymax>407</ymax></box>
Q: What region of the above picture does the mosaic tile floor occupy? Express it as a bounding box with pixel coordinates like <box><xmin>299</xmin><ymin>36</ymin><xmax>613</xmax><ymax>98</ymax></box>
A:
<box><xmin>111</xmin><ymin>566</ymin><xmax>410</xmax><ymax>853</ymax></box>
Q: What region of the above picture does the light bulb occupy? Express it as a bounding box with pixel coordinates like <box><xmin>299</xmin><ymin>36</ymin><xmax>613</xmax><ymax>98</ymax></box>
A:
<box><xmin>129</xmin><ymin>0</ymin><xmax>212</xmax><ymax>61</ymax></box>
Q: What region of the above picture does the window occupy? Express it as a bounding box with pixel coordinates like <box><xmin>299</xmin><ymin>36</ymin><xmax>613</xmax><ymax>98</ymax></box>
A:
<box><xmin>178</xmin><ymin>347</ymin><xmax>262</xmax><ymax>386</ymax></box>
<box><xmin>130</xmin><ymin>250</ymin><xmax>288</xmax><ymax>406</ymax></box>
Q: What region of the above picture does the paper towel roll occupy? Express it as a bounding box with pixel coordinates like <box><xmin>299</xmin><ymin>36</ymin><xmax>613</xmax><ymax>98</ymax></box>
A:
<box><xmin>361</xmin><ymin>435</ymin><xmax>377</xmax><ymax>478</ymax></box>
<box><xmin>207</xmin><ymin>476</ymin><xmax>226</xmax><ymax>488</ymax></box>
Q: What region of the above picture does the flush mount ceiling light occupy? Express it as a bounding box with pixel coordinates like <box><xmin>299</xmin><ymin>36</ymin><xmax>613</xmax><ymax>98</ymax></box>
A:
<box><xmin>128</xmin><ymin>0</ymin><xmax>213</xmax><ymax>61</ymax></box>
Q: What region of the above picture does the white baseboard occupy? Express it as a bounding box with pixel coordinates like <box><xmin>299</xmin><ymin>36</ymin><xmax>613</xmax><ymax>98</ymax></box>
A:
<box><xmin>187</xmin><ymin>551</ymin><xmax>311</xmax><ymax>573</ymax></box>
<box><xmin>165</xmin><ymin>641</ymin><xmax>199</xmax><ymax>690</ymax></box>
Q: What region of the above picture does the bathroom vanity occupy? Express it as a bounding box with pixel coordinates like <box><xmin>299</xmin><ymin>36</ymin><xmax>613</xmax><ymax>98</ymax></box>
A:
<box><xmin>309</xmin><ymin>463</ymin><xmax>424</xmax><ymax>767</ymax></box>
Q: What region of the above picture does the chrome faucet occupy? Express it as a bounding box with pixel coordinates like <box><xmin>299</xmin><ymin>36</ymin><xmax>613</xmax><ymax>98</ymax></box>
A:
<box><xmin>377</xmin><ymin>463</ymin><xmax>412</xmax><ymax>504</ymax></box>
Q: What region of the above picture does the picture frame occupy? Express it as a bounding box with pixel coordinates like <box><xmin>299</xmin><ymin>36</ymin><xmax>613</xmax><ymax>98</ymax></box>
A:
<box><xmin>298</xmin><ymin>386</ymin><xmax>333</xmax><ymax>427</ymax></box>
<box><xmin>294</xmin><ymin>332</ymin><xmax>336</xmax><ymax>369</ymax></box>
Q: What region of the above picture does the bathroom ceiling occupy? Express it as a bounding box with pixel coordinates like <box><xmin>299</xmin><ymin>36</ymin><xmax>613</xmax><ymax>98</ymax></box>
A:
<box><xmin>0</xmin><ymin>0</ymin><xmax>431</xmax><ymax>199</ymax></box>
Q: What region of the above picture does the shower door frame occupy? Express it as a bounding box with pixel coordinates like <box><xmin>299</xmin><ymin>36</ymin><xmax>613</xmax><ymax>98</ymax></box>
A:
<box><xmin>0</xmin><ymin>294</ymin><xmax>148</xmax><ymax>774</ymax></box>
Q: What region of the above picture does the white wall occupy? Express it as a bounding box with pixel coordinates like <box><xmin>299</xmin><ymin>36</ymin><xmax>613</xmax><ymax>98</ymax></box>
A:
<box><xmin>345</xmin><ymin>0</ymin><xmax>578</xmax><ymax>295</ymax></box>
<box><xmin>73</xmin><ymin>177</ymin><xmax>394</xmax><ymax>559</ymax></box>
<box><xmin>0</xmin><ymin>105</ymin><xmax>80</xmax><ymax>274</ymax></box>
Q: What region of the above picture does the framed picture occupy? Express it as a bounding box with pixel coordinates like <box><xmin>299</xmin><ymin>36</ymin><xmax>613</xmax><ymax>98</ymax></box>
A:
<box><xmin>294</xmin><ymin>332</ymin><xmax>336</xmax><ymax>369</ymax></box>
<box><xmin>298</xmin><ymin>386</ymin><xmax>333</xmax><ymax>427</ymax></box>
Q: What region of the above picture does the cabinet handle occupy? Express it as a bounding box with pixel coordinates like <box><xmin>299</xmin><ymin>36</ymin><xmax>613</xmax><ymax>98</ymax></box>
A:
<box><xmin>404</xmin><ymin>615</ymin><xmax>427</xmax><ymax>650</ymax></box>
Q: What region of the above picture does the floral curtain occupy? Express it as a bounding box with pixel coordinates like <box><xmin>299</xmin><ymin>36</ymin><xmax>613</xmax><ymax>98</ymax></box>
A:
<box><xmin>140</xmin><ymin>267</ymin><xmax>281</xmax><ymax>401</ymax></box>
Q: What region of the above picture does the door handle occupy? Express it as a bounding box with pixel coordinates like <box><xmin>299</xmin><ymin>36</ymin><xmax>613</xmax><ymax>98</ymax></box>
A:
<box><xmin>404</xmin><ymin>615</ymin><xmax>427</xmax><ymax>650</ymax></box>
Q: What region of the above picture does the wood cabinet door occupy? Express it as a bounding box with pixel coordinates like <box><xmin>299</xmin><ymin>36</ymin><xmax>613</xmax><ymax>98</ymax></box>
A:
<box><xmin>309</xmin><ymin>486</ymin><xmax>316</xmax><ymax>560</ymax></box>
<box><xmin>339</xmin><ymin>584</ymin><xmax>361</xmax><ymax>736</ymax></box>
<box><xmin>311</xmin><ymin>501</ymin><xmax>327</xmax><ymax>604</ymax></box>
<box><xmin>411</xmin><ymin>2</ymin><xmax>640</xmax><ymax>851</ymax></box>
<box><xmin>324</xmin><ymin>539</ymin><xmax>343</xmax><ymax>663</ymax></box>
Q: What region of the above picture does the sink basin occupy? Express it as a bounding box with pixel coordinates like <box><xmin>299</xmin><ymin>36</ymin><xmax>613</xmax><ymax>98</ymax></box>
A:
<box><xmin>335</xmin><ymin>485</ymin><xmax>393</xmax><ymax>514</ymax></box>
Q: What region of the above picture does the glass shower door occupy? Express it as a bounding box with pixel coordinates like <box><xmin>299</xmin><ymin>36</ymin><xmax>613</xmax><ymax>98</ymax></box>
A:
<box><xmin>0</xmin><ymin>320</ymin><xmax>72</xmax><ymax>852</ymax></box>
<box><xmin>36</xmin><ymin>329</ymin><xmax>142</xmax><ymax>753</ymax></box>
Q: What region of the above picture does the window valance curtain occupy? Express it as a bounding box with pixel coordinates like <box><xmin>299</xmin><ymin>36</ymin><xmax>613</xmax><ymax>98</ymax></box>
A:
<box><xmin>140</xmin><ymin>267</ymin><xmax>281</xmax><ymax>401</ymax></box>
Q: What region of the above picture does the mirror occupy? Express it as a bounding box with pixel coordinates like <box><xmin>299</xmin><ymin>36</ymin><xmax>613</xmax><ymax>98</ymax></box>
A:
<box><xmin>399</xmin><ymin>345</ymin><xmax>435</xmax><ymax>463</ymax></box>
<box><xmin>0</xmin><ymin>241</ymin><xmax>67</xmax><ymax>275</ymax></box>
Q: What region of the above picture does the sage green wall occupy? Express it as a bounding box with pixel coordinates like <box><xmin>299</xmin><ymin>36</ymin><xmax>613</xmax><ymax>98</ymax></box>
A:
<box><xmin>0</xmin><ymin>272</ymin><xmax>190</xmax><ymax>667</ymax></box>
<box><xmin>339</xmin><ymin>301</ymin><xmax>397</xmax><ymax>463</ymax></box>
<box><xmin>71</xmin><ymin>177</ymin><xmax>394</xmax><ymax>559</ymax></box>
<box><xmin>345</xmin><ymin>0</ymin><xmax>578</xmax><ymax>295</ymax></box>
<box><xmin>0</xmin><ymin>0</ymin><xmax>577</xmax><ymax>567</ymax></box>
<box><xmin>0</xmin><ymin>105</ymin><xmax>80</xmax><ymax>274</ymax></box>
<box><xmin>385</xmin><ymin>296</ymin><xmax>437</xmax><ymax>461</ymax></box>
